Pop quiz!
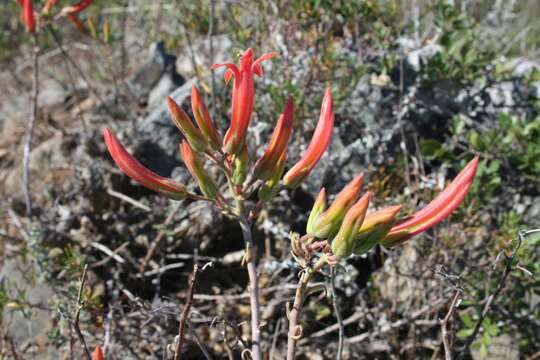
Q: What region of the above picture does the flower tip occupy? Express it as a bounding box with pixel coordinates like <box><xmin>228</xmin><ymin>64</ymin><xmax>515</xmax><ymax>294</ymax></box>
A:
<box><xmin>102</xmin><ymin>126</ymin><xmax>111</xmax><ymax>138</ymax></box>
<box><xmin>322</xmin><ymin>87</ymin><xmax>333</xmax><ymax>112</ymax></box>
<box><xmin>92</xmin><ymin>346</ymin><xmax>104</xmax><ymax>360</ymax></box>
<box><xmin>284</xmin><ymin>96</ymin><xmax>294</xmax><ymax>115</ymax></box>
<box><xmin>387</xmin><ymin>205</ymin><xmax>403</xmax><ymax>216</ymax></box>
<box><xmin>351</xmin><ymin>173</ymin><xmax>364</xmax><ymax>188</ymax></box>
<box><xmin>470</xmin><ymin>155</ymin><xmax>480</xmax><ymax>172</ymax></box>
<box><xmin>102</xmin><ymin>127</ymin><xmax>116</xmax><ymax>150</ymax></box>
<box><xmin>191</xmin><ymin>85</ymin><xmax>203</xmax><ymax>105</ymax></box>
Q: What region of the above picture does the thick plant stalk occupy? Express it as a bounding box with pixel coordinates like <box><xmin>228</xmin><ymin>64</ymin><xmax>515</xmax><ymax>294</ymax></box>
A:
<box><xmin>286</xmin><ymin>257</ymin><xmax>327</xmax><ymax>360</ymax></box>
<box><xmin>239</xmin><ymin>216</ymin><xmax>262</xmax><ymax>360</ymax></box>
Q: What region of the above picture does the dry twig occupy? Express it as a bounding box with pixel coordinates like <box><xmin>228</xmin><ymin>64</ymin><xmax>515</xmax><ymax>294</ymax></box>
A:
<box><xmin>22</xmin><ymin>33</ymin><xmax>39</xmax><ymax>216</ymax></box>
<box><xmin>139</xmin><ymin>202</ymin><xmax>182</xmax><ymax>272</ymax></box>
<box><xmin>174</xmin><ymin>263</ymin><xmax>200</xmax><ymax>360</ymax></box>
<box><xmin>72</xmin><ymin>264</ymin><xmax>92</xmax><ymax>360</ymax></box>
<box><xmin>440</xmin><ymin>290</ymin><xmax>463</xmax><ymax>360</ymax></box>
<box><xmin>457</xmin><ymin>230</ymin><xmax>535</xmax><ymax>359</ymax></box>
<box><xmin>329</xmin><ymin>267</ymin><xmax>344</xmax><ymax>360</ymax></box>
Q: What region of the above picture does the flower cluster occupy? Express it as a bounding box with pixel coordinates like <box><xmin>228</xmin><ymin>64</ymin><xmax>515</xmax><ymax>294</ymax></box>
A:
<box><xmin>104</xmin><ymin>48</ymin><xmax>334</xmax><ymax>209</ymax></box>
<box><xmin>103</xmin><ymin>48</ymin><xmax>478</xmax><ymax>263</ymax></box>
<box><xmin>296</xmin><ymin>156</ymin><xmax>478</xmax><ymax>262</ymax></box>
<box><xmin>16</xmin><ymin>0</ymin><xmax>93</xmax><ymax>33</ymax></box>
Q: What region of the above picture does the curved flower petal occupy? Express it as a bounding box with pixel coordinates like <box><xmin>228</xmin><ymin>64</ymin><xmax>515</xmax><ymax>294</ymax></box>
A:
<box><xmin>191</xmin><ymin>85</ymin><xmax>222</xmax><ymax>151</ymax></box>
<box><xmin>167</xmin><ymin>96</ymin><xmax>207</xmax><ymax>152</ymax></box>
<box><xmin>253</xmin><ymin>96</ymin><xmax>294</xmax><ymax>180</ymax></box>
<box><xmin>283</xmin><ymin>88</ymin><xmax>334</xmax><ymax>188</ymax></box>
<box><xmin>381</xmin><ymin>156</ymin><xmax>479</xmax><ymax>247</ymax></box>
<box><xmin>103</xmin><ymin>128</ymin><xmax>187</xmax><ymax>200</ymax></box>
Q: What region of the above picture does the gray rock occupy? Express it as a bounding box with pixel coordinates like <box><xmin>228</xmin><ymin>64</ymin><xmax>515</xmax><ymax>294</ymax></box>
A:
<box><xmin>406</xmin><ymin>43</ymin><xmax>442</xmax><ymax>72</ymax></box>
<box><xmin>523</xmin><ymin>197</ymin><xmax>540</xmax><ymax>227</ymax></box>
<box><xmin>508</xmin><ymin>58</ymin><xmax>540</xmax><ymax>77</ymax></box>
<box><xmin>130</xmin><ymin>42</ymin><xmax>184</xmax><ymax>101</ymax></box>
<box><xmin>136</xmin><ymin>78</ymin><xmax>196</xmax><ymax>175</ymax></box>
<box><xmin>176</xmin><ymin>35</ymin><xmax>232</xmax><ymax>76</ymax></box>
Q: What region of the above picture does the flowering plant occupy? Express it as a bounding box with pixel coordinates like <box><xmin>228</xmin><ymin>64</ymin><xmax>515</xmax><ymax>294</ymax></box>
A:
<box><xmin>103</xmin><ymin>48</ymin><xmax>478</xmax><ymax>360</ymax></box>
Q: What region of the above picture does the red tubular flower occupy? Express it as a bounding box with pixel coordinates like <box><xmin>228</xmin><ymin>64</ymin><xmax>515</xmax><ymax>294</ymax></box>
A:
<box><xmin>61</xmin><ymin>0</ymin><xmax>93</xmax><ymax>15</ymax></box>
<box><xmin>191</xmin><ymin>85</ymin><xmax>221</xmax><ymax>151</ymax></box>
<box><xmin>381</xmin><ymin>156</ymin><xmax>479</xmax><ymax>247</ymax></box>
<box><xmin>92</xmin><ymin>346</ymin><xmax>104</xmax><ymax>360</ymax></box>
<box><xmin>308</xmin><ymin>174</ymin><xmax>364</xmax><ymax>239</ymax></box>
<box><xmin>167</xmin><ymin>96</ymin><xmax>207</xmax><ymax>153</ymax></box>
<box><xmin>253</xmin><ymin>96</ymin><xmax>294</xmax><ymax>181</ymax></box>
<box><xmin>212</xmin><ymin>48</ymin><xmax>277</xmax><ymax>155</ymax></box>
<box><xmin>21</xmin><ymin>0</ymin><xmax>36</xmax><ymax>33</ymax></box>
<box><xmin>179</xmin><ymin>140</ymin><xmax>220</xmax><ymax>199</ymax></box>
<box><xmin>103</xmin><ymin>128</ymin><xmax>187</xmax><ymax>200</ymax></box>
<box><xmin>283</xmin><ymin>88</ymin><xmax>334</xmax><ymax>188</ymax></box>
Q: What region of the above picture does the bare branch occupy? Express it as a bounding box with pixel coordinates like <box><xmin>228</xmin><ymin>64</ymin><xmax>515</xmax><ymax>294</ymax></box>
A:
<box><xmin>72</xmin><ymin>264</ymin><xmax>92</xmax><ymax>360</ymax></box>
<box><xmin>457</xmin><ymin>230</ymin><xmax>528</xmax><ymax>359</ymax></box>
<box><xmin>22</xmin><ymin>33</ymin><xmax>39</xmax><ymax>216</ymax></box>
<box><xmin>329</xmin><ymin>267</ymin><xmax>344</xmax><ymax>360</ymax></box>
<box><xmin>174</xmin><ymin>264</ymin><xmax>200</xmax><ymax>360</ymax></box>
<box><xmin>440</xmin><ymin>290</ymin><xmax>463</xmax><ymax>360</ymax></box>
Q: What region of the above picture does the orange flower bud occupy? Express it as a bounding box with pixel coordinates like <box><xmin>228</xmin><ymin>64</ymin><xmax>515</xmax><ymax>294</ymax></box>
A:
<box><xmin>253</xmin><ymin>96</ymin><xmax>294</xmax><ymax>181</ymax></box>
<box><xmin>308</xmin><ymin>174</ymin><xmax>364</xmax><ymax>239</ymax></box>
<box><xmin>283</xmin><ymin>88</ymin><xmax>334</xmax><ymax>188</ymax></box>
<box><xmin>103</xmin><ymin>128</ymin><xmax>187</xmax><ymax>200</ymax></box>
<box><xmin>212</xmin><ymin>48</ymin><xmax>277</xmax><ymax>155</ymax></box>
<box><xmin>21</xmin><ymin>0</ymin><xmax>36</xmax><ymax>33</ymax></box>
<box><xmin>61</xmin><ymin>0</ymin><xmax>93</xmax><ymax>15</ymax></box>
<box><xmin>179</xmin><ymin>140</ymin><xmax>220</xmax><ymax>199</ymax></box>
<box><xmin>258</xmin><ymin>151</ymin><xmax>287</xmax><ymax>203</ymax></box>
<box><xmin>167</xmin><ymin>96</ymin><xmax>207</xmax><ymax>153</ymax></box>
<box><xmin>191</xmin><ymin>85</ymin><xmax>221</xmax><ymax>151</ymax></box>
<box><xmin>353</xmin><ymin>205</ymin><xmax>401</xmax><ymax>254</ymax></box>
<box><xmin>331</xmin><ymin>192</ymin><xmax>371</xmax><ymax>259</ymax></box>
<box><xmin>381</xmin><ymin>156</ymin><xmax>479</xmax><ymax>247</ymax></box>
<box><xmin>306</xmin><ymin>188</ymin><xmax>326</xmax><ymax>235</ymax></box>
<box><xmin>92</xmin><ymin>346</ymin><xmax>104</xmax><ymax>360</ymax></box>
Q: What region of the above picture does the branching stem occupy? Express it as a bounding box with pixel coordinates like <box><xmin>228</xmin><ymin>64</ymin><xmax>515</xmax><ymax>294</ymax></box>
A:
<box><xmin>286</xmin><ymin>257</ymin><xmax>327</xmax><ymax>360</ymax></box>
<box><xmin>238</xmin><ymin>212</ymin><xmax>262</xmax><ymax>360</ymax></box>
